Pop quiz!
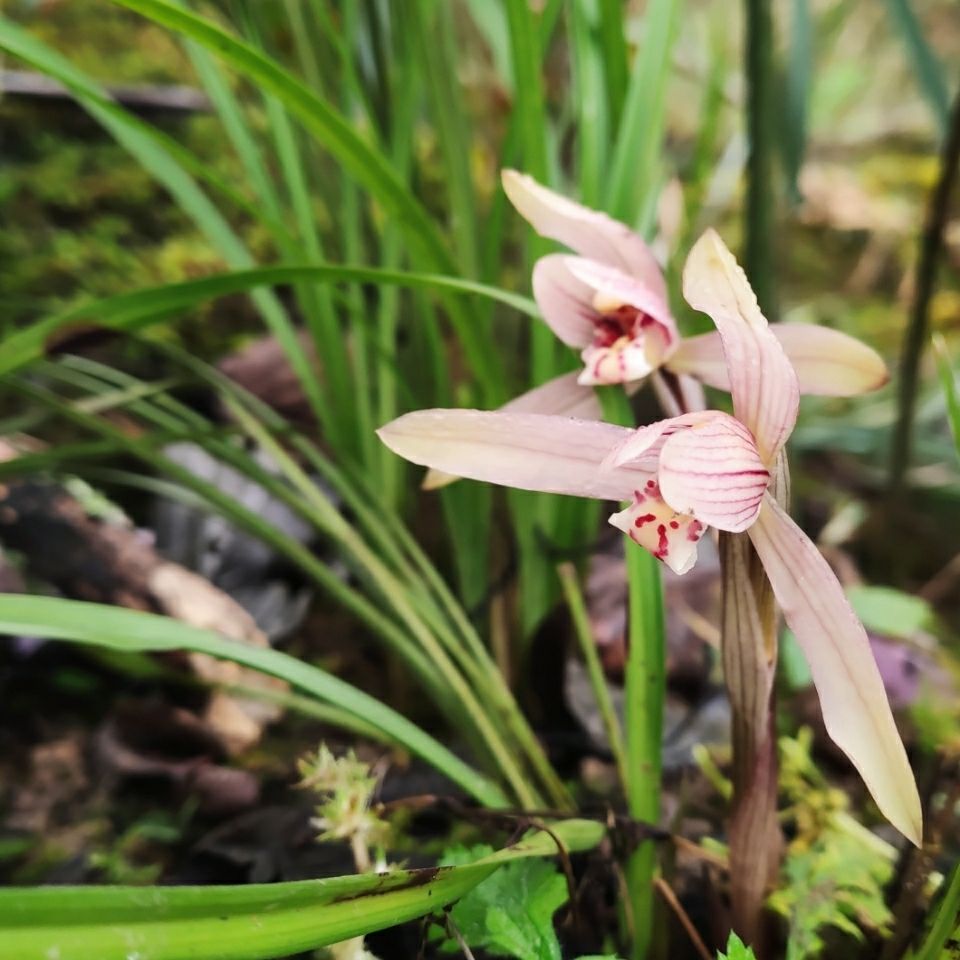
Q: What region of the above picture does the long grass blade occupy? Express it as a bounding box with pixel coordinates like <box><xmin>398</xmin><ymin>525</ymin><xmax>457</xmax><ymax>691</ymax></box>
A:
<box><xmin>606</xmin><ymin>0</ymin><xmax>683</xmax><ymax>227</ymax></box>
<box><xmin>0</xmin><ymin>798</ymin><xmax>601</xmax><ymax>960</ymax></box>
<box><xmin>0</xmin><ymin>265</ymin><xmax>536</xmax><ymax>379</ymax></box>
<box><xmin>0</xmin><ymin>594</ymin><xmax>506</xmax><ymax>806</ymax></box>
<box><xmin>883</xmin><ymin>0</ymin><xmax>950</xmax><ymax>134</ymax></box>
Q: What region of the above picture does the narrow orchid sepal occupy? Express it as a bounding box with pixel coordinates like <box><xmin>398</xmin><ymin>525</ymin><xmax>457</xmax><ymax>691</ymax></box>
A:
<box><xmin>378</xmin><ymin>410</ymin><xmax>649</xmax><ymax>502</ymax></box>
<box><xmin>501</xmin><ymin>169</ymin><xmax>667</xmax><ymax>301</ymax></box>
<box><xmin>668</xmin><ymin>324</ymin><xmax>890</xmax><ymax>397</ymax></box>
<box><xmin>747</xmin><ymin>495</ymin><xmax>923</xmax><ymax>845</ymax></box>
<box><xmin>421</xmin><ymin>372</ymin><xmax>602</xmax><ymax>491</ymax></box>
<box><xmin>683</xmin><ymin>230</ymin><xmax>800</xmax><ymax>464</ymax></box>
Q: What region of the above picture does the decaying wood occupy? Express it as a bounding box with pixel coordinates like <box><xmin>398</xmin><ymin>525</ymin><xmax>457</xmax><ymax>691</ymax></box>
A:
<box><xmin>0</xmin><ymin>479</ymin><xmax>284</xmax><ymax>754</ymax></box>
<box><xmin>218</xmin><ymin>332</ymin><xmax>320</xmax><ymax>427</ymax></box>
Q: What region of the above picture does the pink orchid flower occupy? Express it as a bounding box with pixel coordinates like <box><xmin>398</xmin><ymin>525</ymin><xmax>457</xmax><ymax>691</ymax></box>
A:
<box><xmin>501</xmin><ymin>169</ymin><xmax>888</xmax><ymax>407</ymax></box>
<box><xmin>378</xmin><ymin>229</ymin><xmax>922</xmax><ymax>845</ymax></box>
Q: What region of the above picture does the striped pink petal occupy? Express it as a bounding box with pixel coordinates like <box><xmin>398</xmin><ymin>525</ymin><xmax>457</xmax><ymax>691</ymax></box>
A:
<box><xmin>667</xmin><ymin>324</ymin><xmax>889</xmax><ymax>397</ymax></box>
<box><xmin>532</xmin><ymin>255</ymin><xmax>596</xmax><ymax>347</ymax></box>
<box><xmin>501</xmin><ymin>370</ymin><xmax>602</xmax><ymax>418</ymax></box>
<box><xmin>605</xmin><ymin>411</ymin><xmax>721</xmax><ymax>469</ymax></box>
<box><xmin>768</xmin><ymin>323</ymin><xmax>889</xmax><ymax>396</ymax></box>
<box><xmin>747</xmin><ymin>495</ymin><xmax>923</xmax><ymax>845</ymax></box>
<box><xmin>682</xmin><ymin>230</ymin><xmax>799</xmax><ymax>464</ymax></box>
<box><xmin>657</xmin><ymin>414</ymin><xmax>769</xmax><ymax>532</ymax></box>
<box><xmin>502</xmin><ymin>169</ymin><xmax>667</xmax><ymax>300</ymax></box>
<box><xmin>378</xmin><ymin>410</ymin><xmax>649</xmax><ymax>501</ymax></box>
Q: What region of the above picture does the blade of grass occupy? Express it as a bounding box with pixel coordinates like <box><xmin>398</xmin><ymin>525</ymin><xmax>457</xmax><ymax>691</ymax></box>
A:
<box><xmin>414</xmin><ymin>0</ymin><xmax>481</xmax><ymax>278</ymax></box>
<box><xmin>782</xmin><ymin>0</ymin><xmax>812</xmax><ymax>204</ymax></box>
<box><xmin>890</xmin><ymin>83</ymin><xmax>960</xmax><ymax>493</ymax></box>
<box><xmin>605</xmin><ymin>0</ymin><xmax>682</xmax><ymax>227</ymax></box>
<box><xmin>0</xmin><ymin>594</ymin><xmax>505</xmax><ymax>806</ymax></box>
<box><xmin>0</xmin><ymin>264</ymin><xmax>537</xmax><ymax>379</ymax></box>
<box><xmin>744</xmin><ymin>0</ymin><xmax>778</xmax><ymax>319</ymax></box>
<box><xmin>596</xmin><ymin>0</ymin><xmax>629</xmax><ymax>134</ymax></box>
<box><xmin>624</xmin><ymin>544</ymin><xmax>666</xmax><ymax>960</ymax></box>
<box><xmin>0</xmin><ymin>801</ymin><xmax>601</xmax><ymax>960</ymax></box>
<box><xmin>883</xmin><ymin>0</ymin><xmax>950</xmax><ymax>135</ymax></box>
<box><xmin>933</xmin><ymin>334</ymin><xmax>960</xmax><ymax>456</ymax></box>
<box><xmin>570</xmin><ymin>0</ymin><xmax>609</xmax><ymax>208</ymax></box>
<box><xmin>558</xmin><ymin>562</ymin><xmax>627</xmax><ymax>786</ymax></box>
<box><xmin>910</xmin><ymin>862</ymin><xmax>960</xmax><ymax>960</ymax></box>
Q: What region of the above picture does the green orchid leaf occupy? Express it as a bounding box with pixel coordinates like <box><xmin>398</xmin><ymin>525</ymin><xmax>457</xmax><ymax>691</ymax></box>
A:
<box><xmin>0</xmin><ymin>820</ymin><xmax>605</xmax><ymax>960</ymax></box>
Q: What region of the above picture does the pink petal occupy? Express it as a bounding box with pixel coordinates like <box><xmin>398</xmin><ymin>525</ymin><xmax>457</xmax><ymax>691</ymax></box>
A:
<box><xmin>606</xmin><ymin>411</ymin><xmax>723</xmax><ymax>468</ymax></box>
<box><xmin>747</xmin><ymin>496</ymin><xmax>923</xmax><ymax>845</ymax></box>
<box><xmin>667</xmin><ymin>325</ymin><xmax>889</xmax><ymax>397</ymax></box>
<box><xmin>421</xmin><ymin>373</ymin><xmax>602</xmax><ymax>490</ymax></box>
<box><xmin>609</xmin><ymin>480</ymin><xmax>706</xmax><ymax>576</ymax></box>
<box><xmin>378</xmin><ymin>410</ymin><xmax>650</xmax><ymax>501</ymax></box>
<box><xmin>532</xmin><ymin>255</ymin><xmax>596</xmax><ymax>347</ymax></box>
<box><xmin>502</xmin><ymin>370</ymin><xmax>602</xmax><ymax>419</ymax></box>
<box><xmin>578</xmin><ymin>339</ymin><xmax>660</xmax><ymax>386</ymax></box>
<box><xmin>769</xmin><ymin>324</ymin><xmax>889</xmax><ymax>396</ymax></box>
<box><xmin>502</xmin><ymin>169</ymin><xmax>667</xmax><ymax>300</ymax></box>
<box><xmin>563</xmin><ymin>257</ymin><xmax>676</xmax><ymax>344</ymax></box>
<box><xmin>658</xmin><ymin>414</ymin><xmax>769</xmax><ymax>532</ymax></box>
<box><xmin>682</xmin><ymin>230</ymin><xmax>799</xmax><ymax>464</ymax></box>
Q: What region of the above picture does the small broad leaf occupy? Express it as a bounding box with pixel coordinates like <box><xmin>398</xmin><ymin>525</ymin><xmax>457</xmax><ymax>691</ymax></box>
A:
<box><xmin>439</xmin><ymin>847</ymin><xmax>570</xmax><ymax>960</ymax></box>
<box><xmin>717</xmin><ymin>932</ymin><xmax>758</xmax><ymax>959</ymax></box>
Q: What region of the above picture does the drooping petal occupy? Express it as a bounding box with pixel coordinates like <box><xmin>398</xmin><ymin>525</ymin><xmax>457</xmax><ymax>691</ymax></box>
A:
<box><xmin>502</xmin><ymin>169</ymin><xmax>667</xmax><ymax>300</ymax></box>
<box><xmin>421</xmin><ymin>372</ymin><xmax>602</xmax><ymax>490</ymax></box>
<box><xmin>747</xmin><ymin>495</ymin><xmax>923</xmax><ymax>845</ymax></box>
<box><xmin>532</xmin><ymin>255</ymin><xmax>596</xmax><ymax>347</ymax></box>
<box><xmin>667</xmin><ymin>324</ymin><xmax>889</xmax><ymax>397</ymax></box>
<box><xmin>682</xmin><ymin>230</ymin><xmax>800</xmax><ymax>464</ymax></box>
<box><xmin>378</xmin><ymin>410</ymin><xmax>651</xmax><ymax>501</ymax></box>
<box><xmin>658</xmin><ymin>414</ymin><xmax>769</xmax><ymax>532</ymax></box>
<box><xmin>608</xmin><ymin>480</ymin><xmax>706</xmax><ymax>575</ymax></box>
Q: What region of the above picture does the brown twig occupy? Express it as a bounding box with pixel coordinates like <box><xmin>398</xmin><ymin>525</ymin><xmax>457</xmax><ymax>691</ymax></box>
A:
<box><xmin>890</xmin><ymin>82</ymin><xmax>960</xmax><ymax>493</ymax></box>
<box><xmin>654</xmin><ymin>876</ymin><xmax>713</xmax><ymax>960</ymax></box>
